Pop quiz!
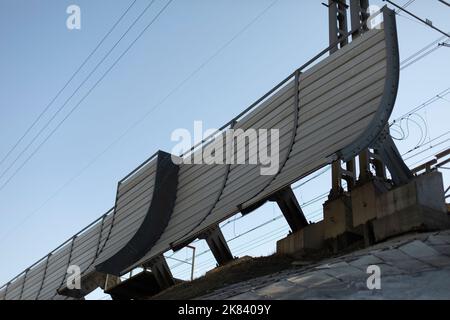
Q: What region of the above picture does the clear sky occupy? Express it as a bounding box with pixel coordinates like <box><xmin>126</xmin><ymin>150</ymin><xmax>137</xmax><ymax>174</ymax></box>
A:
<box><xmin>0</xmin><ymin>0</ymin><xmax>449</xmax><ymax>300</ymax></box>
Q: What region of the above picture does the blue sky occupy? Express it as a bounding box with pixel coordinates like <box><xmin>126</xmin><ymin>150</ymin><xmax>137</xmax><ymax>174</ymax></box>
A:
<box><xmin>0</xmin><ymin>0</ymin><xmax>449</xmax><ymax>299</ymax></box>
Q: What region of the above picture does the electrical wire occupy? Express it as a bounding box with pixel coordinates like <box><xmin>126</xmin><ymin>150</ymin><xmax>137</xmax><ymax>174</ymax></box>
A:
<box><xmin>0</xmin><ymin>0</ymin><xmax>138</xmax><ymax>169</ymax></box>
<box><xmin>168</xmin><ymin>189</ymin><xmax>330</xmax><ymax>277</ymax></box>
<box><xmin>402</xmin><ymin>131</ymin><xmax>450</xmax><ymax>156</ymax></box>
<box><xmin>0</xmin><ymin>0</ymin><xmax>173</xmax><ymax>193</ymax></box>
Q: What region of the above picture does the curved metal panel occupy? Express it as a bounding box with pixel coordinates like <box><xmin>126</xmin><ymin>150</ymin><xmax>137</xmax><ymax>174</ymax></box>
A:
<box><xmin>339</xmin><ymin>7</ymin><xmax>399</xmax><ymax>160</ymax></box>
<box><xmin>127</xmin><ymin>7</ymin><xmax>400</xmax><ymax>271</ymax></box>
<box><xmin>168</xmin><ymin>7</ymin><xmax>399</xmax><ymax>247</ymax></box>
<box><xmin>95</xmin><ymin>151</ymin><xmax>179</xmax><ymax>275</ymax></box>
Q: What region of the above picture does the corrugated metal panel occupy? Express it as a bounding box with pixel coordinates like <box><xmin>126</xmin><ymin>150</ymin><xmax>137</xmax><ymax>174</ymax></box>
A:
<box><xmin>133</xmin><ymin>8</ymin><xmax>399</xmax><ymax>265</ymax></box>
<box><xmin>4</xmin><ymin>275</ymin><xmax>24</xmax><ymax>300</ymax></box>
<box><xmin>131</xmin><ymin>78</ymin><xmax>298</xmax><ymax>267</ymax></box>
<box><xmin>57</xmin><ymin>210</ymin><xmax>114</xmax><ymax>298</ymax></box>
<box><xmin>95</xmin><ymin>161</ymin><xmax>157</xmax><ymax>265</ymax></box>
<box><xmin>21</xmin><ymin>262</ymin><xmax>46</xmax><ymax>300</ymax></box>
<box><xmin>94</xmin><ymin>151</ymin><xmax>179</xmax><ymax>276</ymax></box>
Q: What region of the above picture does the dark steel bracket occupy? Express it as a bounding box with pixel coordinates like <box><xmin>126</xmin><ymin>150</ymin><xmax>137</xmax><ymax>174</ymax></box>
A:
<box><xmin>199</xmin><ymin>226</ymin><xmax>234</xmax><ymax>267</ymax></box>
<box><xmin>144</xmin><ymin>255</ymin><xmax>175</xmax><ymax>290</ymax></box>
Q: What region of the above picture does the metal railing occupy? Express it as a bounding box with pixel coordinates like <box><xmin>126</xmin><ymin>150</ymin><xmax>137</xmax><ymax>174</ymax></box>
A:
<box><xmin>0</xmin><ymin>207</ymin><xmax>114</xmax><ymax>292</ymax></box>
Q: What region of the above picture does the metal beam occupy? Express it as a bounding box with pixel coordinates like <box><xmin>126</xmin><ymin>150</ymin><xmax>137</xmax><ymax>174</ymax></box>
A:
<box><xmin>144</xmin><ymin>255</ymin><xmax>175</xmax><ymax>290</ymax></box>
<box><xmin>270</xmin><ymin>187</ymin><xmax>309</xmax><ymax>232</ymax></box>
<box><xmin>199</xmin><ymin>226</ymin><xmax>234</xmax><ymax>267</ymax></box>
<box><xmin>329</xmin><ymin>0</ymin><xmax>361</xmax><ymax>198</ymax></box>
<box><xmin>376</xmin><ymin>135</ymin><xmax>414</xmax><ymax>185</ymax></box>
<box><xmin>350</xmin><ymin>0</ymin><xmax>369</xmax><ymax>38</ymax></box>
<box><xmin>328</xmin><ymin>0</ymin><xmax>349</xmax><ymax>54</ymax></box>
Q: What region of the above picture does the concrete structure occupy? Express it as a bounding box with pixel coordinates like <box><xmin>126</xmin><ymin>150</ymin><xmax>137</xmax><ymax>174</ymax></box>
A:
<box><xmin>276</xmin><ymin>172</ymin><xmax>449</xmax><ymax>257</ymax></box>
<box><xmin>372</xmin><ymin>172</ymin><xmax>450</xmax><ymax>241</ymax></box>
<box><xmin>323</xmin><ymin>195</ymin><xmax>353</xmax><ymax>240</ymax></box>
<box><xmin>276</xmin><ymin>222</ymin><xmax>324</xmax><ymax>256</ymax></box>
<box><xmin>351</xmin><ymin>179</ymin><xmax>391</xmax><ymax>228</ymax></box>
<box><xmin>201</xmin><ymin>230</ymin><xmax>450</xmax><ymax>300</ymax></box>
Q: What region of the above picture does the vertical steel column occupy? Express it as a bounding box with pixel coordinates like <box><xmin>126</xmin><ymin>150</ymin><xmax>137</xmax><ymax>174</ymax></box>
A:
<box><xmin>351</xmin><ymin>0</ymin><xmax>371</xmax><ymax>183</ymax></box>
<box><xmin>372</xmin><ymin>149</ymin><xmax>387</xmax><ymax>179</ymax></box>
<box><xmin>350</xmin><ymin>0</ymin><xmax>390</xmax><ymax>184</ymax></box>
<box><xmin>358</xmin><ymin>149</ymin><xmax>372</xmax><ymax>182</ymax></box>
<box><xmin>350</xmin><ymin>0</ymin><xmax>370</xmax><ymax>38</ymax></box>
<box><xmin>331</xmin><ymin>161</ymin><xmax>343</xmax><ymax>198</ymax></box>
<box><xmin>329</xmin><ymin>0</ymin><xmax>349</xmax><ymax>54</ymax></box>
<box><xmin>377</xmin><ymin>135</ymin><xmax>414</xmax><ymax>185</ymax></box>
<box><xmin>345</xmin><ymin>159</ymin><xmax>356</xmax><ymax>191</ymax></box>
<box><xmin>146</xmin><ymin>255</ymin><xmax>175</xmax><ymax>290</ymax></box>
<box><xmin>329</xmin><ymin>0</ymin><xmax>358</xmax><ymax>197</ymax></box>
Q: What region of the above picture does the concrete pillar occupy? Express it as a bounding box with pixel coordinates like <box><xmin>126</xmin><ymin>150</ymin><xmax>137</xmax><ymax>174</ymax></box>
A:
<box><xmin>323</xmin><ymin>195</ymin><xmax>353</xmax><ymax>240</ymax></box>
<box><xmin>372</xmin><ymin>172</ymin><xmax>450</xmax><ymax>242</ymax></box>
<box><xmin>276</xmin><ymin>222</ymin><xmax>325</xmax><ymax>256</ymax></box>
<box><xmin>351</xmin><ymin>179</ymin><xmax>390</xmax><ymax>228</ymax></box>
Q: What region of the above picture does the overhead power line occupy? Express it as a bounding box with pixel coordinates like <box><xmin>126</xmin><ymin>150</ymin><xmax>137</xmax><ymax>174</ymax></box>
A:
<box><xmin>395</xmin><ymin>0</ymin><xmax>416</xmax><ymax>13</ymax></box>
<box><xmin>408</xmin><ymin>144</ymin><xmax>450</xmax><ymax>167</ymax></box>
<box><xmin>383</xmin><ymin>0</ymin><xmax>450</xmax><ymax>38</ymax></box>
<box><xmin>391</xmin><ymin>87</ymin><xmax>450</xmax><ymax>123</ymax></box>
<box><xmin>402</xmin><ymin>131</ymin><xmax>450</xmax><ymax>156</ymax></box>
<box><xmin>0</xmin><ymin>0</ymin><xmax>138</xmax><ymax>169</ymax></box>
<box><xmin>0</xmin><ymin>0</ymin><xmax>173</xmax><ymax>193</ymax></box>
<box><xmin>400</xmin><ymin>35</ymin><xmax>449</xmax><ymax>71</ymax></box>
<box><xmin>0</xmin><ymin>0</ymin><xmax>158</xmax><ymax>185</ymax></box>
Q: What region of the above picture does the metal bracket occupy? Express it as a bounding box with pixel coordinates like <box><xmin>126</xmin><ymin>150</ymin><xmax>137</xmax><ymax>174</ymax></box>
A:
<box><xmin>240</xmin><ymin>187</ymin><xmax>308</xmax><ymax>233</ymax></box>
<box><xmin>144</xmin><ymin>255</ymin><xmax>175</xmax><ymax>290</ymax></box>
<box><xmin>373</xmin><ymin>132</ymin><xmax>413</xmax><ymax>186</ymax></box>
<box><xmin>330</xmin><ymin>159</ymin><xmax>357</xmax><ymax>199</ymax></box>
<box><xmin>199</xmin><ymin>226</ymin><xmax>234</xmax><ymax>267</ymax></box>
<box><xmin>269</xmin><ymin>187</ymin><xmax>309</xmax><ymax>232</ymax></box>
